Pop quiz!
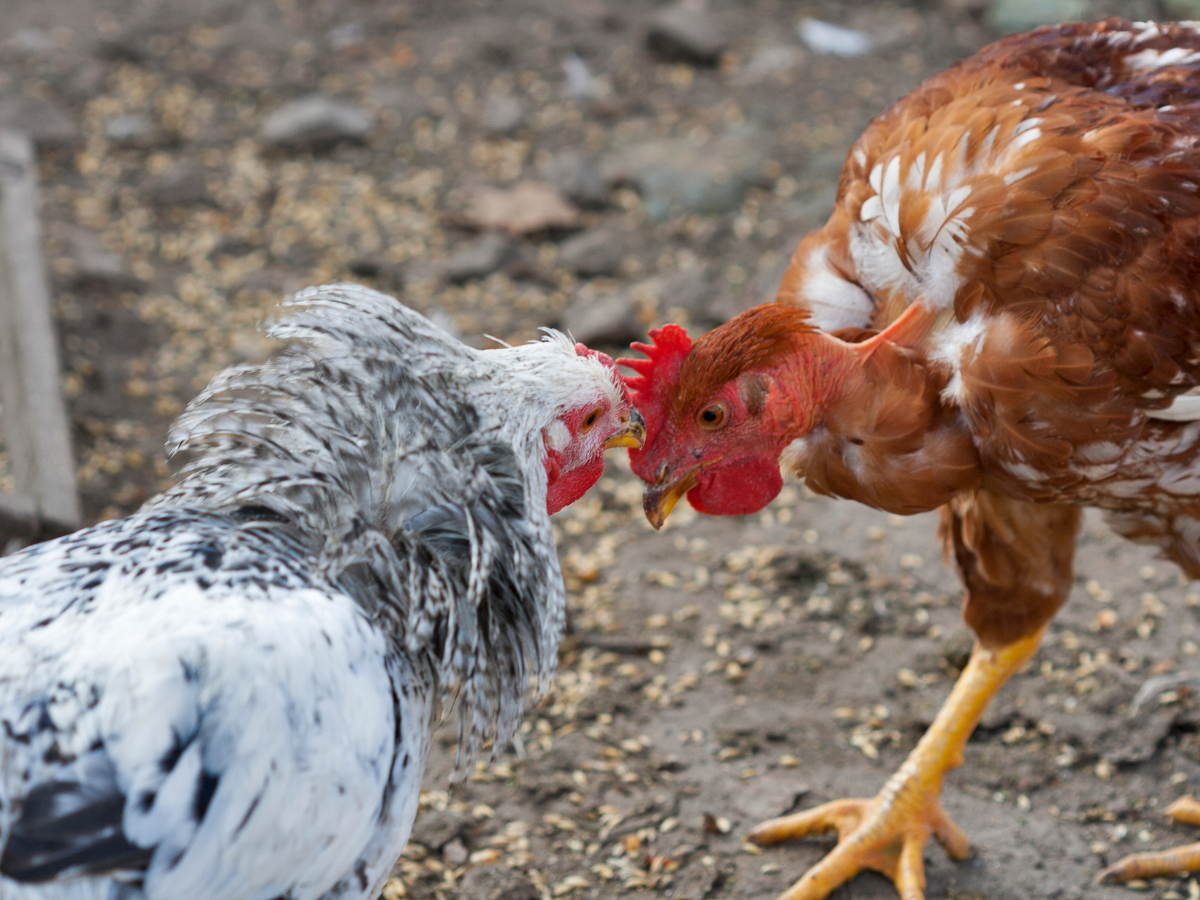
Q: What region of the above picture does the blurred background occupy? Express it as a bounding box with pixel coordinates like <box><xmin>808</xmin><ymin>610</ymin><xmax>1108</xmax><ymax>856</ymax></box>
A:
<box><xmin>0</xmin><ymin>0</ymin><xmax>1167</xmax><ymax>525</ymax></box>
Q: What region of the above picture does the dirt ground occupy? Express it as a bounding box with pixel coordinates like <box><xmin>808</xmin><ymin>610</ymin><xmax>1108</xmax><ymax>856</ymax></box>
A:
<box><xmin>6</xmin><ymin>0</ymin><xmax>1200</xmax><ymax>898</ymax></box>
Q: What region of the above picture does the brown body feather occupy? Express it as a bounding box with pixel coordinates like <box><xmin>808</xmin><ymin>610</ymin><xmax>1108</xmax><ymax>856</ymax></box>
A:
<box><xmin>632</xmin><ymin>19</ymin><xmax>1200</xmax><ymax>648</ymax></box>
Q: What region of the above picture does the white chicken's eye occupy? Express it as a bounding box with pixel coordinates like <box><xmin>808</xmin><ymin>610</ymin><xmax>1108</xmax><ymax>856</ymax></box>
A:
<box><xmin>581</xmin><ymin>407</ymin><xmax>602</xmax><ymax>433</ymax></box>
<box><xmin>697</xmin><ymin>403</ymin><xmax>726</xmax><ymax>430</ymax></box>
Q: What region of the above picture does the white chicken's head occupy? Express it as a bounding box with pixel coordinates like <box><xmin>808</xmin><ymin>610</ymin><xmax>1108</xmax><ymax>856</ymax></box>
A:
<box><xmin>538</xmin><ymin>342</ymin><xmax>644</xmax><ymax>514</ymax></box>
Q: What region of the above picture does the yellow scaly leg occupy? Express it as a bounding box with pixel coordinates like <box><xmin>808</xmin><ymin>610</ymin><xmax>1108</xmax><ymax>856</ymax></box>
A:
<box><xmin>748</xmin><ymin>627</ymin><xmax>1045</xmax><ymax>900</ymax></box>
<box><xmin>1099</xmin><ymin>796</ymin><xmax>1200</xmax><ymax>883</ymax></box>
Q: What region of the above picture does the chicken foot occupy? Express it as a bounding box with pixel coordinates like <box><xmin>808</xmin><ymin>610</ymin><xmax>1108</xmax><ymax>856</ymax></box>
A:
<box><xmin>1099</xmin><ymin>796</ymin><xmax>1200</xmax><ymax>883</ymax></box>
<box><xmin>747</xmin><ymin>627</ymin><xmax>1045</xmax><ymax>900</ymax></box>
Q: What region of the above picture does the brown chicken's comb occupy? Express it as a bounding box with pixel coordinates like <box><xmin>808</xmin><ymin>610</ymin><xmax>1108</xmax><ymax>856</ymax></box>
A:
<box><xmin>616</xmin><ymin>324</ymin><xmax>693</xmax><ymax>435</ymax></box>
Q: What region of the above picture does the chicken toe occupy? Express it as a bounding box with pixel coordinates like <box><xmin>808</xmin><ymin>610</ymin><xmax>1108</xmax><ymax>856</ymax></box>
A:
<box><xmin>747</xmin><ymin>628</ymin><xmax>1044</xmax><ymax>900</ymax></box>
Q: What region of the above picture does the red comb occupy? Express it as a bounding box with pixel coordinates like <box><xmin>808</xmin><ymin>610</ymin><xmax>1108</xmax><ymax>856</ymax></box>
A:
<box><xmin>575</xmin><ymin>342</ymin><xmax>616</xmax><ymax>369</ymax></box>
<box><xmin>616</xmin><ymin>324</ymin><xmax>693</xmax><ymax>440</ymax></box>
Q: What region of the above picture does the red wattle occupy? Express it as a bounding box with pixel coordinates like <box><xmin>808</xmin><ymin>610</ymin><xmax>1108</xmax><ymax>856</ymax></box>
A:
<box><xmin>547</xmin><ymin>455</ymin><xmax>605</xmax><ymax>515</ymax></box>
<box><xmin>687</xmin><ymin>456</ymin><xmax>782</xmax><ymax>517</ymax></box>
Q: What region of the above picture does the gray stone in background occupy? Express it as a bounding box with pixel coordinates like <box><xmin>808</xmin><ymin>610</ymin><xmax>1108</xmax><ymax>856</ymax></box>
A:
<box><xmin>646</xmin><ymin>3</ymin><xmax>729</xmax><ymax>66</ymax></box>
<box><xmin>558</xmin><ymin>227</ymin><xmax>624</xmax><ymax>278</ymax></box>
<box><xmin>0</xmin><ymin>95</ymin><xmax>77</xmax><ymax>146</ymax></box>
<box><xmin>544</xmin><ymin>151</ymin><xmax>608</xmax><ymax>209</ymax></box>
<box><xmin>68</xmin><ymin>227</ymin><xmax>144</xmax><ymax>292</ymax></box>
<box><xmin>105</xmin><ymin>112</ymin><xmax>168</xmax><ymax>149</ymax></box>
<box><xmin>147</xmin><ymin>157</ymin><xmax>211</xmax><ymax>207</ymax></box>
<box><xmin>457</xmin><ymin>866</ymin><xmax>539</xmax><ymax>900</ymax></box>
<box><xmin>443</xmin><ymin>232</ymin><xmax>513</xmax><ymax>283</ymax></box>
<box><xmin>481</xmin><ymin>93</ymin><xmax>525</xmax><ymax>134</ymax></box>
<box><xmin>560</xmin><ymin>292</ymin><xmax>642</xmax><ymax>346</ymax></box>
<box><xmin>603</xmin><ymin>132</ymin><xmax>768</xmax><ymax>219</ymax></box>
<box><xmin>325</xmin><ymin>21</ymin><xmax>365</xmax><ymax>52</ymax></box>
<box><xmin>986</xmin><ymin>0</ymin><xmax>1088</xmax><ymax>33</ymax></box>
<box><xmin>409</xmin><ymin>809</ymin><xmax>472</xmax><ymax>852</ymax></box>
<box><xmin>261</xmin><ymin>94</ymin><xmax>372</xmax><ymax>149</ymax></box>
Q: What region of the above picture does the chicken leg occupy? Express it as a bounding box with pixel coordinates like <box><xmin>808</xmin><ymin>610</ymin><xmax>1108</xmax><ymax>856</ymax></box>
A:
<box><xmin>748</xmin><ymin>627</ymin><xmax>1044</xmax><ymax>900</ymax></box>
<box><xmin>1098</xmin><ymin>796</ymin><xmax>1200</xmax><ymax>883</ymax></box>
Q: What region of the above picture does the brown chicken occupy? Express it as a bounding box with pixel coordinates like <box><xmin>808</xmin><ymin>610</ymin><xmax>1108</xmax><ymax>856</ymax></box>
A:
<box><xmin>620</xmin><ymin>18</ymin><xmax>1200</xmax><ymax>900</ymax></box>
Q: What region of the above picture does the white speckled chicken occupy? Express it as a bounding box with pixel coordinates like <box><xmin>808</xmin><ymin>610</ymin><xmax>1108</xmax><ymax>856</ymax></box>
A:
<box><xmin>0</xmin><ymin>283</ymin><xmax>643</xmax><ymax>900</ymax></box>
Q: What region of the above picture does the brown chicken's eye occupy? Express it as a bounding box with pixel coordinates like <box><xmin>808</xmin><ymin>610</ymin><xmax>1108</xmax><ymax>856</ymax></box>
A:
<box><xmin>697</xmin><ymin>403</ymin><xmax>726</xmax><ymax>430</ymax></box>
<box><xmin>581</xmin><ymin>407</ymin><xmax>602</xmax><ymax>433</ymax></box>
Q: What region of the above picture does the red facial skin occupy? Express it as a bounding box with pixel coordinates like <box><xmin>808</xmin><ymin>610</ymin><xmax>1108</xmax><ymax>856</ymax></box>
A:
<box><xmin>544</xmin><ymin>402</ymin><xmax>611</xmax><ymax>515</ymax></box>
<box><xmin>627</xmin><ymin>379</ymin><xmax>791</xmax><ymax>517</ymax></box>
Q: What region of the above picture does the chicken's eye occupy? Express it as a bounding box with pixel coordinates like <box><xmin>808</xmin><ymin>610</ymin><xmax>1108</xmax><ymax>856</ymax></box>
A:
<box><xmin>697</xmin><ymin>403</ymin><xmax>726</xmax><ymax>430</ymax></box>
<box><xmin>581</xmin><ymin>407</ymin><xmax>603</xmax><ymax>433</ymax></box>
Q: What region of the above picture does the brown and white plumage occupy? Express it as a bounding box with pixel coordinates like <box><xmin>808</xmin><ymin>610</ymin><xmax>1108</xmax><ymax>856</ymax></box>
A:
<box><xmin>623</xmin><ymin>19</ymin><xmax>1200</xmax><ymax>897</ymax></box>
<box><xmin>778</xmin><ymin>17</ymin><xmax>1200</xmax><ymax>569</ymax></box>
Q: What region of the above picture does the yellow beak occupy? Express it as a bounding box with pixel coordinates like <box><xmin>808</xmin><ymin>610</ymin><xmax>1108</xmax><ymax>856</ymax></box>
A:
<box><xmin>642</xmin><ymin>462</ymin><xmax>701</xmax><ymax>530</ymax></box>
<box><xmin>604</xmin><ymin>407</ymin><xmax>646</xmax><ymax>450</ymax></box>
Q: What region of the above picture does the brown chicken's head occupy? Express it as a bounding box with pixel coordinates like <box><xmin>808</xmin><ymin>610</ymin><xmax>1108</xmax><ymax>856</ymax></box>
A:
<box><xmin>618</xmin><ymin>306</ymin><xmax>818</xmax><ymax>528</ymax></box>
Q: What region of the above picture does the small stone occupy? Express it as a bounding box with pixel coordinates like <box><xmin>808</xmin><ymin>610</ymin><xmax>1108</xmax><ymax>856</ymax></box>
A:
<box><xmin>647</xmin><ymin>3</ymin><xmax>729</xmax><ymax>66</ymax></box>
<box><xmin>797</xmin><ymin>19</ymin><xmax>872</xmax><ymax>57</ymax></box>
<box><xmin>148</xmin><ymin>158</ymin><xmax>210</xmax><ymax>207</ymax></box>
<box><xmin>986</xmin><ymin>0</ymin><xmax>1088</xmax><ymax>34</ymax></box>
<box><xmin>261</xmin><ymin>94</ymin><xmax>372</xmax><ymax>150</ymax></box>
<box><xmin>603</xmin><ymin>133</ymin><xmax>768</xmax><ymax>219</ymax></box>
<box><xmin>457</xmin><ymin>865</ymin><xmax>539</xmax><ymax>900</ymax></box>
<box><xmin>105</xmin><ymin>113</ymin><xmax>166</xmax><ymax>148</ymax></box>
<box><xmin>941</xmin><ymin>630</ymin><xmax>974</xmax><ymax>673</ymax></box>
<box><xmin>481</xmin><ymin>93</ymin><xmax>525</xmax><ymax>134</ymax></box>
<box><xmin>736</xmin><ymin>45</ymin><xmax>805</xmax><ymax>85</ymax></box>
<box><xmin>560</xmin><ymin>292</ymin><xmax>641</xmax><ymax>347</ymax></box>
<box><xmin>68</xmin><ymin>228</ymin><xmax>144</xmax><ymax>292</ymax></box>
<box><xmin>4</xmin><ymin>28</ymin><xmax>56</xmax><ymax>55</ymax></box>
<box><xmin>325</xmin><ymin>22</ymin><xmax>366</xmax><ymax>52</ymax></box>
<box><xmin>544</xmin><ymin>152</ymin><xmax>608</xmax><ymax>209</ymax></box>
<box><xmin>442</xmin><ymin>836</ymin><xmax>469</xmax><ymax>867</ymax></box>
<box><xmin>454</xmin><ymin>181</ymin><xmax>580</xmax><ymax>234</ymax></box>
<box><xmin>443</xmin><ymin>233</ymin><xmax>512</xmax><ymax>283</ymax></box>
<box><xmin>558</xmin><ymin>227</ymin><xmax>624</xmax><ymax>278</ymax></box>
<box><xmin>409</xmin><ymin>809</ymin><xmax>470</xmax><ymax>851</ymax></box>
<box><xmin>0</xmin><ymin>95</ymin><xmax>77</xmax><ymax>146</ymax></box>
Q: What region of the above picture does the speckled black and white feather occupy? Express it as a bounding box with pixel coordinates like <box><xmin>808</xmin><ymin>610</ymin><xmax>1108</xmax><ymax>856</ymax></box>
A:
<box><xmin>0</xmin><ymin>283</ymin><xmax>626</xmax><ymax>900</ymax></box>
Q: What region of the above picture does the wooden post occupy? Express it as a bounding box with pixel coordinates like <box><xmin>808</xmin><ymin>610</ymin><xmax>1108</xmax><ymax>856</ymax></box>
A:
<box><xmin>0</xmin><ymin>129</ymin><xmax>80</xmax><ymax>544</ymax></box>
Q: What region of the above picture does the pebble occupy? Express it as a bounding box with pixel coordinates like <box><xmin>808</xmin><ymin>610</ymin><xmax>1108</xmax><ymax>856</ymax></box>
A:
<box><xmin>735</xmin><ymin>45</ymin><xmax>805</xmax><ymax>85</ymax></box>
<box><xmin>603</xmin><ymin>133</ymin><xmax>768</xmax><ymax>219</ymax></box>
<box><xmin>104</xmin><ymin>113</ymin><xmax>165</xmax><ymax>149</ymax></box>
<box><xmin>560</xmin><ymin>292</ymin><xmax>642</xmax><ymax>346</ymax></box>
<box><xmin>409</xmin><ymin>808</ymin><xmax>471</xmax><ymax>851</ymax></box>
<box><xmin>455</xmin><ymin>181</ymin><xmax>580</xmax><ymax>234</ymax></box>
<box><xmin>443</xmin><ymin>233</ymin><xmax>513</xmax><ymax>283</ymax></box>
<box><xmin>147</xmin><ymin>158</ymin><xmax>211</xmax><ymax>207</ymax></box>
<box><xmin>798</xmin><ymin>19</ymin><xmax>872</xmax><ymax>57</ymax></box>
<box><xmin>260</xmin><ymin>94</ymin><xmax>372</xmax><ymax>149</ymax></box>
<box><xmin>482</xmin><ymin>94</ymin><xmax>526</xmax><ymax>134</ymax></box>
<box><xmin>646</xmin><ymin>3</ymin><xmax>729</xmax><ymax>66</ymax></box>
<box><xmin>544</xmin><ymin>151</ymin><xmax>608</xmax><ymax>209</ymax></box>
<box><xmin>458</xmin><ymin>865</ymin><xmax>539</xmax><ymax>900</ymax></box>
<box><xmin>325</xmin><ymin>22</ymin><xmax>366</xmax><ymax>52</ymax></box>
<box><xmin>558</xmin><ymin>227</ymin><xmax>625</xmax><ymax>278</ymax></box>
<box><xmin>67</xmin><ymin>227</ymin><xmax>144</xmax><ymax>292</ymax></box>
<box><xmin>986</xmin><ymin>0</ymin><xmax>1088</xmax><ymax>34</ymax></box>
<box><xmin>0</xmin><ymin>94</ymin><xmax>77</xmax><ymax>146</ymax></box>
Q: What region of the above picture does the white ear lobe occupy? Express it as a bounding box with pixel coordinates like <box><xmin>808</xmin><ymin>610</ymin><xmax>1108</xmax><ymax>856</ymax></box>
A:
<box><xmin>544</xmin><ymin>420</ymin><xmax>571</xmax><ymax>452</ymax></box>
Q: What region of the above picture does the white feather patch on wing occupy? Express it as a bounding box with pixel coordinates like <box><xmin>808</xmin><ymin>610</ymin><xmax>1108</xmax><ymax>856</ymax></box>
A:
<box><xmin>797</xmin><ymin>244</ymin><xmax>876</xmax><ymax>331</ymax></box>
<box><xmin>1147</xmin><ymin>394</ymin><xmax>1200</xmax><ymax>421</ymax></box>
